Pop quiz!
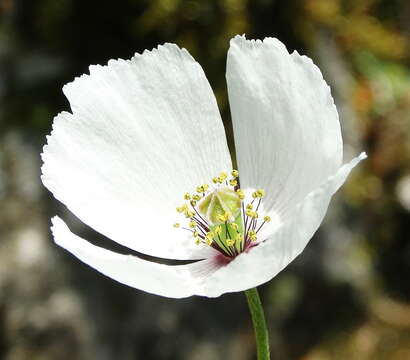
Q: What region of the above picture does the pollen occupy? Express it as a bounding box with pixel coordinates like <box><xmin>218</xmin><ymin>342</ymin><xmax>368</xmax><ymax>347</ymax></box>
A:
<box><xmin>229</xmin><ymin>179</ymin><xmax>238</xmax><ymax>187</ymax></box>
<box><xmin>252</xmin><ymin>189</ymin><xmax>265</xmax><ymax>198</ymax></box>
<box><xmin>236</xmin><ymin>189</ymin><xmax>245</xmax><ymax>200</ymax></box>
<box><xmin>176</xmin><ymin>204</ymin><xmax>188</xmax><ymax>213</ymax></box>
<box><xmin>219</xmin><ymin>172</ymin><xmax>228</xmax><ymax>181</ymax></box>
<box><xmin>226</xmin><ymin>239</ymin><xmax>235</xmax><ymax>247</ymax></box>
<box><xmin>196</xmin><ymin>184</ymin><xmax>209</xmax><ymax>193</ymax></box>
<box><xmin>173</xmin><ymin>172</ymin><xmax>270</xmax><ymax>258</ymax></box>
<box><xmin>214</xmin><ymin>225</ymin><xmax>222</xmax><ymax>235</ymax></box>
<box><xmin>245</xmin><ymin>209</ymin><xmax>258</xmax><ymax>219</ymax></box>
<box><xmin>248</xmin><ymin>230</ymin><xmax>257</xmax><ymax>242</ymax></box>
<box><xmin>185</xmin><ymin>210</ymin><xmax>195</xmax><ymax>218</ymax></box>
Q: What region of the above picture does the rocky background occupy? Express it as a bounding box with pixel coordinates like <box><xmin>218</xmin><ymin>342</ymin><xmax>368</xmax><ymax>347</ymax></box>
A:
<box><xmin>0</xmin><ymin>0</ymin><xmax>409</xmax><ymax>359</ymax></box>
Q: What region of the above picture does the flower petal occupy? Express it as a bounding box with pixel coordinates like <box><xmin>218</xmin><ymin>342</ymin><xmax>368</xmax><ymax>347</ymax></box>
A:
<box><xmin>42</xmin><ymin>44</ymin><xmax>231</xmax><ymax>260</ymax></box>
<box><xmin>227</xmin><ymin>35</ymin><xmax>343</xmax><ymax>220</ymax></box>
<box><xmin>51</xmin><ymin>216</ymin><xmax>222</xmax><ymax>298</ymax></box>
<box><xmin>200</xmin><ymin>153</ymin><xmax>366</xmax><ymax>297</ymax></box>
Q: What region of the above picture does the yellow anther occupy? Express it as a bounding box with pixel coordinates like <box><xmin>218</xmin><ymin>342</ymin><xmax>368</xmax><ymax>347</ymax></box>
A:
<box><xmin>231</xmin><ymin>169</ymin><xmax>239</xmax><ymax>178</ymax></box>
<box><xmin>173</xmin><ymin>223</ymin><xmax>180</xmax><ymax>228</ymax></box>
<box><xmin>217</xmin><ymin>214</ymin><xmax>227</xmax><ymax>223</ymax></box>
<box><xmin>189</xmin><ymin>220</ymin><xmax>196</xmax><ymax>228</ymax></box>
<box><xmin>252</xmin><ymin>189</ymin><xmax>265</xmax><ymax>198</ymax></box>
<box><xmin>192</xmin><ymin>230</ymin><xmax>199</xmax><ymax>237</ymax></box>
<box><xmin>226</xmin><ymin>239</ymin><xmax>235</xmax><ymax>247</ymax></box>
<box><xmin>231</xmin><ymin>223</ymin><xmax>238</xmax><ymax>231</ymax></box>
<box><xmin>246</xmin><ymin>210</ymin><xmax>258</xmax><ymax>219</ymax></box>
<box><xmin>236</xmin><ymin>189</ymin><xmax>245</xmax><ymax>200</ymax></box>
<box><xmin>196</xmin><ymin>184</ymin><xmax>209</xmax><ymax>193</ymax></box>
<box><xmin>235</xmin><ymin>233</ymin><xmax>242</xmax><ymax>243</ymax></box>
<box><xmin>212</xmin><ymin>177</ymin><xmax>219</xmax><ymax>184</ymax></box>
<box><xmin>185</xmin><ymin>210</ymin><xmax>195</xmax><ymax>218</ymax></box>
<box><xmin>190</xmin><ymin>200</ymin><xmax>197</xmax><ymax>207</ymax></box>
<box><xmin>248</xmin><ymin>230</ymin><xmax>257</xmax><ymax>242</ymax></box>
<box><xmin>229</xmin><ymin>179</ymin><xmax>238</xmax><ymax>186</ymax></box>
<box><xmin>246</xmin><ymin>204</ymin><xmax>253</xmax><ymax>210</ymax></box>
<box><xmin>205</xmin><ymin>231</ymin><xmax>214</xmax><ymax>240</ymax></box>
<box><xmin>214</xmin><ymin>226</ymin><xmax>222</xmax><ymax>235</ymax></box>
<box><xmin>219</xmin><ymin>172</ymin><xmax>228</xmax><ymax>181</ymax></box>
<box><xmin>216</xmin><ymin>210</ymin><xmax>232</xmax><ymax>223</ymax></box>
<box><xmin>205</xmin><ymin>232</ymin><xmax>214</xmax><ymax>245</ymax></box>
<box><xmin>195</xmin><ymin>237</ymin><xmax>201</xmax><ymax>245</ymax></box>
<box><xmin>184</xmin><ymin>193</ymin><xmax>191</xmax><ymax>200</ymax></box>
<box><xmin>264</xmin><ymin>216</ymin><xmax>271</xmax><ymax>223</ymax></box>
<box><xmin>176</xmin><ymin>204</ymin><xmax>188</xmax><ymax>213</ymax></box>
<box><xmin>192</xmin><ymin>194</ymin><xmax>201</xmax><ymax>201</ymax></box>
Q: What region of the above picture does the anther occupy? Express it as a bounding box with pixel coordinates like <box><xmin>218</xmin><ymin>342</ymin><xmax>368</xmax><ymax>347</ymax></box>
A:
<box><xmin>229</xmin><ymin>179</ymin><xmax>238</xmax><ymax>186</ymax></box>
<box><xmin>252</xmin><ymin>189</ymin><xmax>265</xmax><ymax>198</ymax></box>
<box><xmin>226</xmin><ymin>239</ymin><xmax>235</xmax><ymax>247</ymax></box>
<box><xmin>231</xmin><ymin>169</ymin><xmax>239</xmax><ymax>178</ymax></box>
<box><xmin>236</xmin><ymin>189</ymin><xmax>245</xmax><ymax>200</ymax></box>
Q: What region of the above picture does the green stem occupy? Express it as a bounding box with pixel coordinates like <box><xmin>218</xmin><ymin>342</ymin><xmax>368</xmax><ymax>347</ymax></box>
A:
<box><xmin>245</xmin><ymin>288</ymin><xmax>270</xmax><ymax>360</ymax></box>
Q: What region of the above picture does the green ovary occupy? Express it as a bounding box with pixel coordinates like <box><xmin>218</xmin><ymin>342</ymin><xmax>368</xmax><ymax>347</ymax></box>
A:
<box><xmin>198</xmin><ymin>187</ymin><xmax>245</xmax><ymax>254</ymax></box>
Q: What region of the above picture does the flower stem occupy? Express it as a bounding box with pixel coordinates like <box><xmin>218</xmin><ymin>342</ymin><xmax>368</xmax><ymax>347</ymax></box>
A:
<box><xmin>245</xmin><ymin>287</ymin><xmax>270</xmax><ymax>360</ymax></box>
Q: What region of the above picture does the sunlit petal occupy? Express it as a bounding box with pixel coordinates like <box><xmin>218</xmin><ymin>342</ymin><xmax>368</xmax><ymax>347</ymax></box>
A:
<box><xmin>227</xmin><ymin>35</ymin><xmax>343</xmax><ymax>223</ymax></box>
<box><xmin>52</xmin><ymin>216</ymin><xmax>222</xmax><ymax>298</ymax></box>
<box><xmin>42</xmin><ymin>44</ymin><xmax>231</xmax><ymax>260</ymax></box>
<box><xmin>200</xmin><ymin>153</ymin><xmax>366</xmax><ymax>297</ymax></box>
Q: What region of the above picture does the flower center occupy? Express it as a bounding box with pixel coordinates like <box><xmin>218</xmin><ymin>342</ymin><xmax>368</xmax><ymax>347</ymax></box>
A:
<box><xmin>173</xmin><ymin>170</ymin><xmax>271</xmax><ymax>258</ymax></box>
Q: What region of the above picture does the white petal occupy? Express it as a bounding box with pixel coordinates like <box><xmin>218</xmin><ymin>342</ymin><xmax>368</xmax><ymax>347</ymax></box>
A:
<box><xmin>42</xmin><ymin>44</ymin><xmax>231</xmax><ymax>260</ymax></box>
<box><xmin>200</xmin><ymin>153</ymin><xmax>366</xmax><ymax>297</ymax></box>
<box><xmin>51</xmin><ymin>216</ymin><xmax>222</xmax><ymax>298</ymax></box>
<box><xmin>227</xmin><ymin>35</ymin><xmax>343</xmax><ymax>220</ymax></box>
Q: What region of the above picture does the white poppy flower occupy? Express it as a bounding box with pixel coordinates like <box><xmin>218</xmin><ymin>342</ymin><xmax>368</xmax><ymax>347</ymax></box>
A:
<box><xmin>41</xmin><ymin>35</ymin><xmax>366</xmax><ymax>298</ymax></box>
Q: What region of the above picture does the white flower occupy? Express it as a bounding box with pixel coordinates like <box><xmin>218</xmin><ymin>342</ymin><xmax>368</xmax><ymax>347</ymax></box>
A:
<box><xmin>41</xmin><ymin>35</ymin><xmax>366</xmax><ymax>298</ymax></box>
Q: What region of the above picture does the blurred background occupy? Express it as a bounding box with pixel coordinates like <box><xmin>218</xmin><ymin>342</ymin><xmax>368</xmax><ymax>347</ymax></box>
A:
<box><xmin>0</xmin><ymin>0</ymin><xmax>409</xmax><ymax>359</ymax></box>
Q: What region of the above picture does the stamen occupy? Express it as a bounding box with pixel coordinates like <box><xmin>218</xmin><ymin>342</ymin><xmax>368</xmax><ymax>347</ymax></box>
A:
<box><xmin>229</xmin><ymin>179</ymin><xmax>238</xmax><ymax>187</ymax></box>
<box><xmin>173</xmin><ymin>170</ymin><xmax>270</xmax><ymax>258</ymax></box>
